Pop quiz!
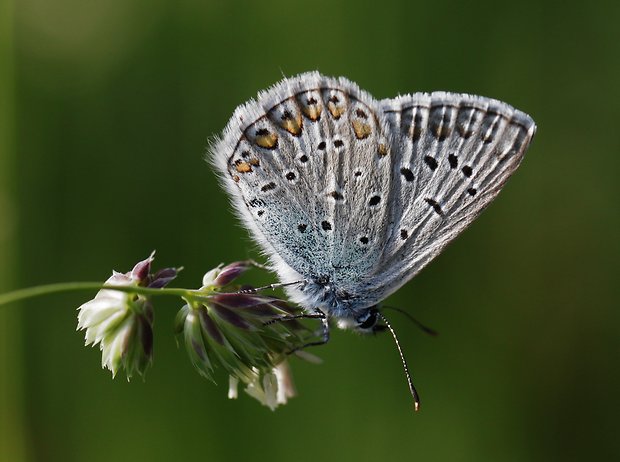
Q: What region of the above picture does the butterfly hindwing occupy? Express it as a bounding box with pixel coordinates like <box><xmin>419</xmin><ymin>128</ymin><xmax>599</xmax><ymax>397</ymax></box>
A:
<box><xmin>359</xmin><ymin>93</ymin><xmax>536</xmax><ymax>301</ymax></box>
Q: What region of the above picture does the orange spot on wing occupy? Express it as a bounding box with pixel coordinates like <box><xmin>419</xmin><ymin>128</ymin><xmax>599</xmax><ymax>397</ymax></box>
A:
<box><xmin>235</xmin><ymin>162</ymin><xmax>252</xmax><ymax>173</ymax></box>
<box><xmin>352</xmin><ymin>120</ymin><xmax>372</xmax><ymax>139</ymax></box>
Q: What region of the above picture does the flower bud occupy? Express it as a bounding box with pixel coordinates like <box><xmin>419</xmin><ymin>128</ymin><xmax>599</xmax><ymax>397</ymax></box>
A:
<box><xmin>213</xmin><ymin>261</ymin><xmax>252</xmax><ymax>287</ymax></box>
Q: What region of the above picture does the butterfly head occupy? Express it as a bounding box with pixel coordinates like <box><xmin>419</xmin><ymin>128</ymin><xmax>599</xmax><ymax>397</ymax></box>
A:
<box><xmin>335</xmin><ymin>305</ymin><xmax>387</xmax><ymax>334</ymax></box>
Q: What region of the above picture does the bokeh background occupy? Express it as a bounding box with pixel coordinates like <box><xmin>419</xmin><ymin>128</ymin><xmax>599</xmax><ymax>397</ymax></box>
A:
<box><xmin>1</xmin><ymin>0</ymin><xmax>619</xmax><ymax>461</ymax></box>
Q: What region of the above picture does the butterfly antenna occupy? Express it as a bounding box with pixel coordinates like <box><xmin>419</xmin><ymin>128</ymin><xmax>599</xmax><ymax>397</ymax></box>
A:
<box><xmin>377</xmin><ymin>312</ymin><xmax>421</xmax><ymax>412</ymax></box>
<box><xmin>381</xmin><ymin>305</ymin><xmax>438</xmax><ymax>337</ymax></box>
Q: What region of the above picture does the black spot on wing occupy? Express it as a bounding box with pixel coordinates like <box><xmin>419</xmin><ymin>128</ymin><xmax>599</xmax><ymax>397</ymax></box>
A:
<box><xmin>424</xmin><ymin>156</ymin><xmax>438</xmax><ymax>171</ymax></box>
<box><xmin>425</xmin><ymin>198</ymin><xmax>444</xmax><ymax>216</ymax></box>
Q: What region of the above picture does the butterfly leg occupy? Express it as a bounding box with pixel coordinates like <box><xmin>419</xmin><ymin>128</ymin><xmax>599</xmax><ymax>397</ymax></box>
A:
<box><xmin>301</xmin><ymin>309</ymin><xmax>330</xmax><ymax>348</ymax></box>
<box><xmin>237</xmin><ymin>280</ymin><xmax>304</xmax><ymax>294</ymax></box>
<box><xmin>247</xmin><ymin>259</ymin><xmax>270</xmax><ymax>271</ymax></box>
<box><xmin>288</xmin><ymin>309</ymin><xmax>330</xmax><ymax>353</ymax></box>
<box><xmin>263</xmin><ymin>309</ymin><xmax>330</xmax><ymax>352</ymax></box>
<box><xmin>262</xmin><ymin>311</ymin><xmax>324</xmax><ymax>326</ymax></box>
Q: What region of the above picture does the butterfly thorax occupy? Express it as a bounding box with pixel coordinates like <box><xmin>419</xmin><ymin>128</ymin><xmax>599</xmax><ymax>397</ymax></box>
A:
<box><xmin>284</xmin><ymin>273</ymin><xmax>374</xmax><ymax>326</ymax></box>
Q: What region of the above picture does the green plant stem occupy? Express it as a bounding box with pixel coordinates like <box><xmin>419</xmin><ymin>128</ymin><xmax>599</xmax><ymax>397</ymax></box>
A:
<box><xmin>0</xmin><ymin>283</ymin><xmax>207</xmax><ymax>308</ymax></box>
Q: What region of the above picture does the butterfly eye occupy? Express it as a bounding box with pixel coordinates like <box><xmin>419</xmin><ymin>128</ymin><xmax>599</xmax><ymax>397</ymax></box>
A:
<box><xmin>357</xmin><ymin>308</ymin><xmax>378</xmax><ymax>330</ymax></box>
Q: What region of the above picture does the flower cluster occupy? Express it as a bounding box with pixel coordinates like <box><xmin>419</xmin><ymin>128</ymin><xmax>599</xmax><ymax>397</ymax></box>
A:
<box><xmin>175</xmin><ymin>261</ymin><xmax>318</xmax><ymax>409</ymax></box>
<box><xmin>76</xmin><ymin>255</ymin><xmax>320</xmax><ymax>409</ymax></box>
<box><xmin>76</xmin><ymin>252</ymin><xmax>178</xmax><ymax>379</ymax></box>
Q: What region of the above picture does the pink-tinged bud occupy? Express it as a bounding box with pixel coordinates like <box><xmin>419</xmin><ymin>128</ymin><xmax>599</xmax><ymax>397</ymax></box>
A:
<box><xmin>148</xmin><ymin>267</ymin><xmax>179</xmax><ymax>288</ymax></box>
<box><xmin>213</xmin><ymin>261</ymin><xmax>252</xmax><ymax>287</ymax></box>
<box><xmin>130</xmin><ymin>252</ymin><xmax>155</xmax><ymax>283</ymax></box>
<box><xmin>210</xmin><ymin>303</ymin><xmax>251</xmax><ymax>329</ymax></box>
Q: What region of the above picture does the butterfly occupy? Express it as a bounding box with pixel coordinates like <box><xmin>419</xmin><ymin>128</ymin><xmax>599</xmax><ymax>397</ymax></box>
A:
<box><xmin>210</xmin><ymin>72</ymin><xmax>536</xmax><ymax>408</ymax></box>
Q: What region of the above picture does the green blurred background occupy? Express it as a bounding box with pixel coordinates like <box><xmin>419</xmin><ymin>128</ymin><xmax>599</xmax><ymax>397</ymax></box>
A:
<box><xmin>1</xmin><ymin>0</ymin><xmax>619</xmax><ymax>461</ymax></box>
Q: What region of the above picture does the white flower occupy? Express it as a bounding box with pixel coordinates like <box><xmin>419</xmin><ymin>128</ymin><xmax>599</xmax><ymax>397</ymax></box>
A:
<box><xmin>78</xmin><ymin>272</ymin><xmax>135</xmax><ymax>347</ymax></box>
<box><xmin>228</xmin><ymin>361</ymin><xmax>296</xmax><ymax>411</ymax></box>
<box><xmin>228</xmin><ymin>376</ymin><xmax>239</xmax><ymax>400</ymax></box>
<box><xmin>77</xmin><ymin>253</ymin><xmax>177</xmax><ymax>379</ymax></box>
